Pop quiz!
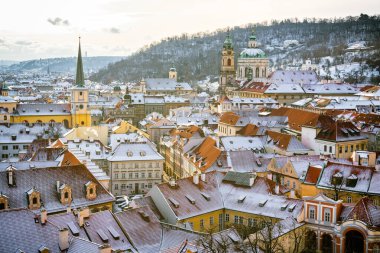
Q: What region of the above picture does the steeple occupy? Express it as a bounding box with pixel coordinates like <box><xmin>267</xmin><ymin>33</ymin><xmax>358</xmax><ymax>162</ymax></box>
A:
<box><xmin>223</xmin><ymin>30</ymin><xmax>233</xmax><ymax>50</ymax></box>
<box><xmin>75</xmin><ymin>37</ymin><xmax>85</xmax><ymax>87</ymax></box>
<box><xmin>248</xmin><ymin>27</ymin><xmax>257</xmax><ymax>48</ymax></box>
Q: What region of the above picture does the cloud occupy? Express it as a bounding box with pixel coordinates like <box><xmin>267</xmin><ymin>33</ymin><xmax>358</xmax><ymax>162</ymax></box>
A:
<box><xmin>47</xmin><ymin>17</ymin><xmax>70</xmax><ymax>26</ymax></box>
<box><xmin>15</xmin><ymin>40</ymin><xmax>33</xmax><ymax>46</ymax></box>
<box><xmin>108</xmin><ymin>27</ymin><xmax>120</xmax><ymax>34</ymax></box>
<box><xmin>0</xmin><ymin>39</ymin><xmax>4</xmax><ymax>44</ymax></box>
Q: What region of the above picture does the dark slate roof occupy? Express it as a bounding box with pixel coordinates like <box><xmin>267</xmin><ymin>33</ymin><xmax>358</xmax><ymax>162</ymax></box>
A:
<box><xmin>14</xmin><ymin>103</ymin><xmax>71</xmax><ymax>116</ymax></box>
<box><xmin>115</xmin><ymin>206</ymin><xmax>162</xmax><ymax>253</ymax></box>
<box><xmin>0</xmin><ymin>208</ymin><xmax>61</xmax><ymax>253</ymax></box>
<box><xmin>0</xmin><ymin>164</ymin><xmax>114</xmax><ymax>213</ymax></box>
<box><xmin>82</xmin><ymin>210</ymin><xmax>134</xmax><ymax>251</ymax></box>
<box><xmin>131</xmin><ymin>196</ymin><xmax>164</xmax><ymax>220</ymax></box>
<box><xmin>0</xmin><ymin>208</ymin><xmax>100</xmax><ymax>253</ymax></box>
<box><xmin>49</xmin><ymin>210</ymin><xmax>136</xmax><ymax>252</ymax></box>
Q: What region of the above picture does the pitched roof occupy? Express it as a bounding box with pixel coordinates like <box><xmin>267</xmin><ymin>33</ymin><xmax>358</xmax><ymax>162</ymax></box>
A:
<box><xmin>188</xmin><ymin>137</ymin><xmax>221</xmax><ymax>171</ymax></box>
<box><xmin>304</xmin><ymin>166</ymin><xmax>322</xmax><ymax>184</ymax></box>
<box><xmin>341</xmin><ymin>197</ymin><xmax>380</xmax><ymax>227</ymax></box>
<box><xmin>315</xmin><ymin>120</ymin><xmax>365</xmax><ymax>142</ymax></box>
<box><xmin>219</xmin><ymin>112</ymin><xmax>240</xmax><ymax>125</ymax></box>
<box><xmin>114</xmin><ymin>206</ymin><xmax>162</xmax><ymax>252</ymax></box>
<box><xmin>270</xmin><ymin>107</ymin><xmax>320</xmax><ymax>132</ymax></box>
<box><xmin>0</xmin><ymin>208</ymin><xmax>100</xmax><ymax>253</ymax></box>
<box><xmin>236</xmin><ymin>123</ymin><xmax>260</xmax><ymax>136</ymax></box>
<box><xmin>153</xmin><ymin>171</ymin><xmax>303</xmax><ymax>221</ymax></box>
<box><xmin>0</xmin><ymin>164</ymin><xmax>114</xmax><ymax>213</ymax></box>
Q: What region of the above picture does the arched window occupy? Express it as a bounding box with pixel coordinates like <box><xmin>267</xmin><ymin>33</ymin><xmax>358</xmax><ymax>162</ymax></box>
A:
<box><xmin>256</xmin><ymin>67</ymin><xmax>260</xmax><ymax>77</ymax></box>
<box><xmin>227</xmin><ymin>58</ymin><xmax>231</xmax><ymax>66</ymax></box>
<box><xmin>3</xmin><ymin>115</ymin><xmax>7</xmax><ymax>120</ymax></box>
<box><xmin>347</xmin><ymin>196</ymin><xmax>352</xmax><ymax>203</ymax></box>
<box><xmin>262</xmin><ymin>68</ymin><xmax>266</xmax><ymax>77</ymax></box>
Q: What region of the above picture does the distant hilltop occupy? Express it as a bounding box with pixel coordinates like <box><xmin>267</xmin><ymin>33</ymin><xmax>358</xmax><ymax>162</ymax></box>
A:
<box><xmin>90</xmin><ymin>13</ymin><xmax>380</xmax><ymax>84</ymax></box>
<box><xmin>1</xmin><ymin>56</ymin><xmax>125</xmax><ymax>74</ymax></box>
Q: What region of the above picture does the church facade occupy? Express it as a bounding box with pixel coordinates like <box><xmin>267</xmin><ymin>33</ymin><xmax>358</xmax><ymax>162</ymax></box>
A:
<box><xmin>9</xmin><ymin>39</ymin><xmax>91</xmax><ymax>128</ymax></box>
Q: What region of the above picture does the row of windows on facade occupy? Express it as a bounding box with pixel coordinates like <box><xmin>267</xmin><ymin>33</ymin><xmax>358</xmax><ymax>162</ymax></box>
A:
<box><xmin>114</xmin><ymin>182</ymin><xmax>154</xmax><ymax>190</ymax></box>
<box><xmin>308</xmin><ymin>206</ymin><xmax>332</xmax><ymax>222</ymax></box>
<box><xmin>337</xmin><ymin>144</ymin><xmax>366</xmax><ymax>154</ymax></box>
<box><xmin>194</xmin><ymin>214</ymin><xmax>267</xmax><ymax>230</ymax></box>
<box><xmin>113</xmin><ymin>162</ymin><xmax>161</xmax><ymax>169</ymax></box>
<box><xmin>2</xmin><ymin>145</ymin><xmax>29</xmax><ymax>150</ymax></box>
<box><xmin>114</xmin><ymin>171</ymin><xmax>160</xmax><ymax>179</ymax></box>
<box><xmin>219</xmin><ymin>125</ymin><xmax>232</xmax><ymax>135</ymax></box>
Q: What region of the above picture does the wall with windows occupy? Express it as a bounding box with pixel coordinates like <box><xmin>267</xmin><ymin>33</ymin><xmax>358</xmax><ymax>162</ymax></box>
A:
<box><xmin>110</xmin><ymin>160</ymin><xmax>164</xmax><ymax>196</ymax></box>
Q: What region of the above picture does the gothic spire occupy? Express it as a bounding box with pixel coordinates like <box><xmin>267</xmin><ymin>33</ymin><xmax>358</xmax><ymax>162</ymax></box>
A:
<box><xmin>75</xmin><ymin>37</ymin><xmax>85</xmax><ymax>87</ymax></box>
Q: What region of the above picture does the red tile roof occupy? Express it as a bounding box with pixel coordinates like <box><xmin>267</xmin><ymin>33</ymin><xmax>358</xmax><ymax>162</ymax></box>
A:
<box><xmin>270</xmin><ymin>107</ymin><xmax>321</xmax><ymax>132</ymax></box>
<box><xmin>266</xmin><ymin>130</ymin><xmax>292</xmax><ymax>150</ymax></box>
<box><xmin>236</xmin><ymin>123</ymin><xmax>260</xmax><ymax>136</ymax></box>
<box><xmin>304</xmin><ymin>166</ymin><xmax>322</xmax><ymax>184</ymax></box>
<box><xmin>342</xmin><ymin>197</ymin><xmax>380</xmax><ymax>227</ymax></box>
<box><xmin>219</xmin><ymin>112</ymin><xmax>240</xmax><ymax>125</ymax></box>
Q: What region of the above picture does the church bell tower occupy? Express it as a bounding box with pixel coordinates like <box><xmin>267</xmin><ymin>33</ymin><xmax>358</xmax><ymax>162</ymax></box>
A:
<box><xmin>219</xmin><ymin>30</ymin><xmax>235</xmax><ymax>96</ymax></box>
<box><xmin>71</xmin><ymin>37</ymin><xmax>91</xmax><ymax>127</ymax></box>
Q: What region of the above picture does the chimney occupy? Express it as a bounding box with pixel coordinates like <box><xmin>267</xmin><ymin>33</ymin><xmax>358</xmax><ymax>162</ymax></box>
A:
<box><xmin>40</xmin><ymin>208</ymin><xmax>47</xmax><ymax>225</ymax></box>
<box><xmin>200</xmin><ymin>173</ymin><xmax>206</xmax><ymax>182</ymax></box>
<box><xmin>67</xmin><ymin>206</ymin><xmax>72</xmax><ymax>213</ymax></box>
<box><xmin>169</xmin><ymin>177</ymin><xmax>176</xmax><ymax>187</ymax></box>
<box><xmin>275</xmin><ymin>184</ymin><xmax>280</xmax><ymax>195</ymax></box>
<box><xmin>290</xmin><ymin>188</ymin><xmax>295</xmax><ymax>199</ymax></box>
<box><xmin>193</xmin><ymin>172</ymin><xmax>199</xmax><ymax>185</ymax></box>
<box><xmin>79</xmin><ymin>206</ymin><xmax>90</xmax><ymax>219</ymax></box>
<box><xmin>249</xmin><ymin>173</ymin><xmax>256</xmax><ymax>186</ymax></box>
<box><xmin>7</xmin><ymin>167</ymin><xmax>15</xmax><ymax>186</ymax></box>
<box><xmin>58</xmin><ymin>228</ymin><xmax>69</xmax><ymax>251</ymax></box>
<box><xmin>376</xmin><ymin>164</ymin><xmax>380</xmax><ymax>172</ymax></box>
<box><xmin>56</xmin><ymin>181</ymin><xmax>60</xmax><ymax>192</ymax></box>
<box><xmin>78</xmin><ymin>212</ymin><xmax>84</xmax><ymax>227</ymax></box>
<box><xmin>98</xmin><ymin>244</ymin><xmax>112</xmax><ymax>253</ymax></box>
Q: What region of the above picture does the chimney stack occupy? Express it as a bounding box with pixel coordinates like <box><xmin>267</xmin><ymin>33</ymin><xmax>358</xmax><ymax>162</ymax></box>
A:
<box><xmin>58</xmin><ymin>228</ymin><xmax>69</xmax><ymax>251</ymax></box>
<box><xmin>40</xmin><ymin>208</ymin><xmax>47</xmax><ymax>225</ymax></box>
<box><xmin>200</xmin><ymin>173</ymin><xmax>206</xmax><ymax>182</ymax></box>
<box><xmin>275</xmin><ymin>184</ymin><xmax>280</xmax><ymax>195</ymax></box>
<box><xmin>78</xmin><ymin>212</ymin><xmax>84</xmax><ymax>227</ymax></box>
<box><xmin>169</xmin><ymin>177</ymin><xmax>176</xmax><ymax>187</ymax></box>
<box><xmin>290</xmin><ymin>188</ymin><xmax>295</xmax><ymax>199</ymax></box>
<box><xmin>56</xmin><ymin>181</ymin><xmax>60</xmax><ymax>192</ymax></box>
<box><xmin>193</xmin><ymin>172</ymin><xmax>199</xmax><ymax>185</ymax></box>
<box><xmin>249</xmin><ymin>173</ymin><xmax>256</xmax><ymax>186</ymax></box>
<box><xmin>98</xmin><ymin>244</ymin><xmax>112</xmax><ymax>253</ymax></box>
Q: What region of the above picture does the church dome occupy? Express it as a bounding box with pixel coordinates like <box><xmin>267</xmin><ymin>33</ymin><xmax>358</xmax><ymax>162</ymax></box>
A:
<box><xmin>239</xmin><ymin>48</ymin><xmax>266</xmax><ymax>58</ymax></box>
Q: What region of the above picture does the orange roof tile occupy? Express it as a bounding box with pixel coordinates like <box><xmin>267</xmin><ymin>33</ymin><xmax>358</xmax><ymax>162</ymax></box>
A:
<box><xmin>266</xmin><ymin>130</ymin><xmax>292</xmax><ymax>150</ymax></box>
<box><xmin>236</xmin><ymin>124</ymin><xmax>259</xmax><ymax>136</ymax></box>
<box><xmin>219</xmin><ymin>112</ymin><xmax>240</xmax><ymax>125</ymax></box>
<box><xmin>270</xmin><ymin>107</ymin><xmax>321</xmax><ymax>132</ymax></box>
<box><xmin>304</xmin><ymin>166</ymin><xmax>322</xmax><ymax>184</ymax></box>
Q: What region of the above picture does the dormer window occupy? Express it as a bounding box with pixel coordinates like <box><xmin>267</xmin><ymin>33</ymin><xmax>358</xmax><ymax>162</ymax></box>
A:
<box><xmin>6</xmin><ymin>165</ymin><xmax>16</xmax><ymax>186</ymax></box>
<box><xmin>27</xmin><ymin>187</ymin><xmax>41</xmax><ymax>210</ymax></box>
<box><xmin>58</xmin><ymin>183</ymin><xmax>72</xmax><ymax>205</ymax></box>
<box><xmin>0</xmin><ymin>193</ymin><xmax>9</xmax><ymax>210</ymax></box>
<box><xmin>85</xmin><ymin>181</ymin><xmax>97</xmax><ymax>200</ymax></box>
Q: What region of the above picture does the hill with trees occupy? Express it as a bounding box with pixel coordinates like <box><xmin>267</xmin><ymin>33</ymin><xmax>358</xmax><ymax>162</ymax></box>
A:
<box><xmin>90</xmin><ymin>14</ymin><xmax>380</xmax><ymax>84</ymax></box>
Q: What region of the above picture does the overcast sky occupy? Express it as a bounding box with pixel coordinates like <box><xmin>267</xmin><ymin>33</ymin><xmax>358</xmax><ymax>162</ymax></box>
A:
<box><xmin>0</xmin><ymin>0</ymin><xmax>379</xmax><ymax>61</ymax></box>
